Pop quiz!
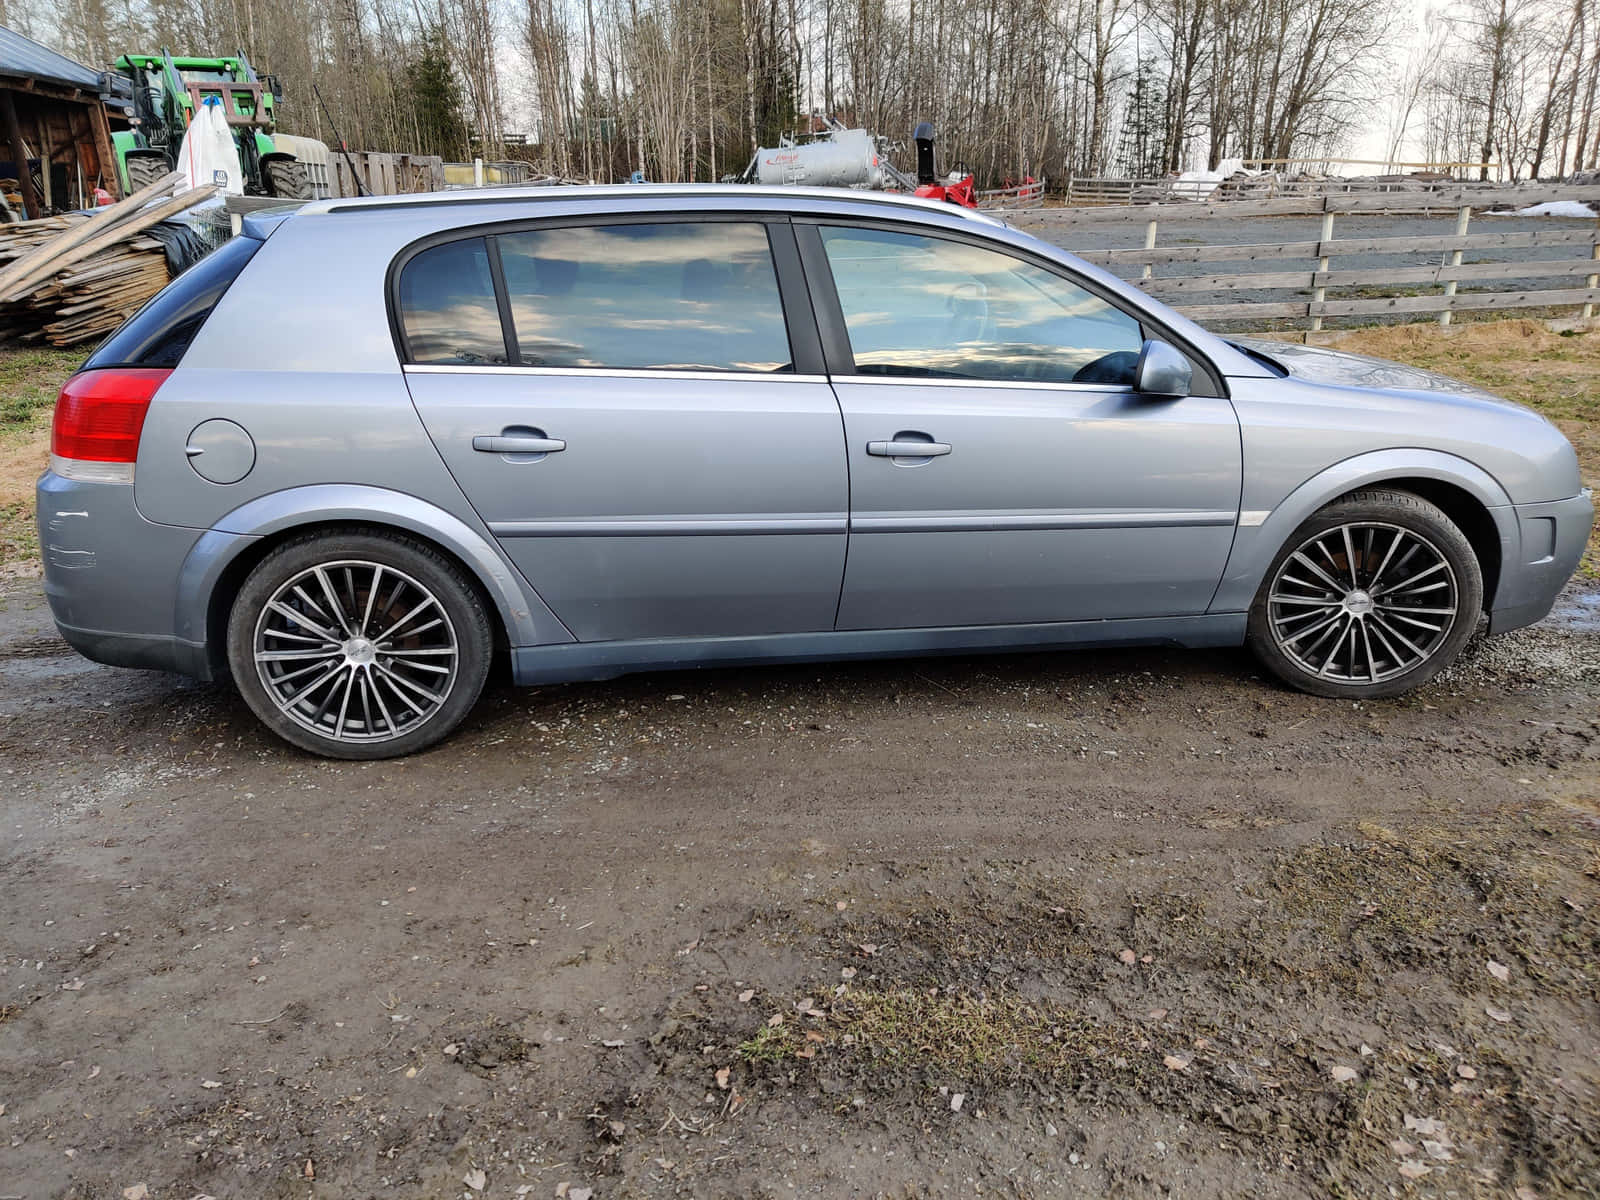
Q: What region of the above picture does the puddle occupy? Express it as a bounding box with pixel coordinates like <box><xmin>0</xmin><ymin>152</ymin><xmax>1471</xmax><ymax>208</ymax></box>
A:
<box><xmin>1549</xmin><ymin>588</ymin><xmax>1600</xmax><ymax>634</ymax></box>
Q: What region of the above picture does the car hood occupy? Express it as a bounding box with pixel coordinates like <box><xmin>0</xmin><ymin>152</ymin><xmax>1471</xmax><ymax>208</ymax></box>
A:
<box><xmin>1230</xmin><ymin>337</ymin><xmax>1533</xmax><ymax>414</ymax></box>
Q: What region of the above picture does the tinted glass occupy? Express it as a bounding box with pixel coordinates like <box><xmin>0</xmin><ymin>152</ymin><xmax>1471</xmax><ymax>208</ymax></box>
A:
<box><xmin>85</xmin><ymin>233</ymin><xmax>261</xmax><ymax>370</ymax></box>
<box><xmin>398</xmin><ymin>238</ymin><xmax>507</xmax><ymax>365</ymax></box>
<box><xmin>819</xmin><ymin>226</ymin><xmax>1144</xmax><ymax>385</ymax></box>
<box><xmin>497</xmin><ymin>222</ymin><xmax>792</xmax><ymax>372</ymax></box>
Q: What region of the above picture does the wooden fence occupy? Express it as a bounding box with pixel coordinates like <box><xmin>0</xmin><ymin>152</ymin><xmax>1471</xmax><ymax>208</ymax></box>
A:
<box><xmin>1060</xmin><ymin>174</ymin><xmax>1548</xmax><ymax>208</ymax></box>
<box><xmin>330</xmin><ymin>151</ymin><xmax>447</xmax><ymax>198</ymax></box>
<box><xmin>1005</xmin><ymin>184</ymin><xmax>1600</xmax><ymax>330</ymax></box>
<box><xmin>977</xmin><ymin>179</ymin><xmax>1045</xmax><ymax>209</ymax></box>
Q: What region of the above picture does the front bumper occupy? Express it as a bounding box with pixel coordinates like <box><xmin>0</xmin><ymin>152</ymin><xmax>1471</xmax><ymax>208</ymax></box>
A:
<box><xmin>36</xmin><ymin>470</ymin><xmax>211</xmax><ymax>677</ymax></box>
<box><xmin>1488</xmin><ymin>488</ymin><xmax>1594</xmax><ymax>634</ymax></box>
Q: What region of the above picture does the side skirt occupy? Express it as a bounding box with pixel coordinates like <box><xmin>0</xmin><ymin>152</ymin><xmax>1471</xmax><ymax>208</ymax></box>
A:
<box><xmin>510</xmin><ymin>613</ymin><xmax>1248</xmax><ymax>685</ymax></box>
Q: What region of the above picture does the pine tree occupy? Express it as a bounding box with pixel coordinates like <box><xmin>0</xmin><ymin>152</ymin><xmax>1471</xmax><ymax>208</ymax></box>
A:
<box><xmin>408</xmin><ymin>25</ymin><xmax>468</xmax><ymax>160</ymax></box>
<box><xmin>1115</xmin><ymin>58</ymin><xmax>1168</xmax><ymax>178</ymax></box>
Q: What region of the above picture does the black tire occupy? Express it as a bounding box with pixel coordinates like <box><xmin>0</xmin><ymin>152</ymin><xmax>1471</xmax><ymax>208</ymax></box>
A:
<box><xmin>263</xmin><ymin>156</ymin><xmax>313</xmax><ymax>200</ymax></box>
<box><xmin>123</xmin><ymin>152</ymin><xmax>170</xmax><ymax>193</ymax></box>
<box><xmin>226</xmin><ymin>529</ymin><xmax>494</xmax><ymax>759</ymax></box>
<box><xmin>1246</xmin><ymin>489</ymin><xmax>1483</xmax><ymax>699</ymax></box>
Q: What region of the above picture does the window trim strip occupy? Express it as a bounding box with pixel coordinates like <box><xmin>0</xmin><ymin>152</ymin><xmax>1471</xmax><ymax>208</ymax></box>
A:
<box><xmin>829</xmin><ymin>375</ymin><xmax>1136</xmax><ymax>394</ymax></box>
<box><xmin>403</xmin><ymin>364</ymin><xmax>830</xmax><ymax>384</ymax></box>
<box><xmin>484</xmin><ymin>235</ymin><xmax>521</xmax><ymax>366</ymax></box>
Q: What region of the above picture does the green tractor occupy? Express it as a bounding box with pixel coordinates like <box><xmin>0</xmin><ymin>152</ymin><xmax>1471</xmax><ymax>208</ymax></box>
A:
<box><xmin>109</xmin><ymin>50</ymin><xmax>312</xmax><ymax>199</ymax></box>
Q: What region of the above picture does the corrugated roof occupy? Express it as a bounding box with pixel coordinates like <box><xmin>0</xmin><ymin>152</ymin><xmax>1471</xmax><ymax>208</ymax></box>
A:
<box><xmin>0</xmin><ymin>25</ymin><xmax>103</xmax><ymax>90</ymax></box>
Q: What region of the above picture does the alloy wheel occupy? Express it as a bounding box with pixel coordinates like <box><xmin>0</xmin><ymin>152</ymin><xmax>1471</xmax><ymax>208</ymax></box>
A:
<box><xmin>1266</xmin><ymin>521</ymin><xmax>1459</xmax><ymax>685</ymax></box>
<box><xmin>252</xmin><ymin>560</ymin><xmax>460</xmax><ymax>745</ymax></box>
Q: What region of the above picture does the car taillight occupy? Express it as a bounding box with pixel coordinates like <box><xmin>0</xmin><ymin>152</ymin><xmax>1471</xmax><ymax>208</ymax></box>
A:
<box><xmin>50</xmin><ymin>368</ymin><xmax>171</xmax><ymax>482</ymax></box>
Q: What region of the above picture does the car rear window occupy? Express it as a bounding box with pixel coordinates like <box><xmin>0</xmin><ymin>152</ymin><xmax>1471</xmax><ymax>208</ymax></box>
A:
<box><xmin>495</xmin><ymin>222</ymin><xmax>792</xmax><ymax>372</ymax></box>
<box><xmin>396</xmin><ymin>237</ymin><xmax>509</xmax><ymax>365</ymax></box>
<box><xmin>394</xmin><ymin>222</ymin><xmax>796</xmax><ymax>374</ymax></box>
<box><xmin>84</xmin><ymin>233</ymin><xmax>262</xmax><ymax>370</ymax></box>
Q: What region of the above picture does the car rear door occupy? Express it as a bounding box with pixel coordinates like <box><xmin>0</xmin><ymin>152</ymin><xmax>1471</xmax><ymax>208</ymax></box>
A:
<box><xmin>800</xmin><ymin>221</ymin><xmax>1242</xmax><ymax>630</ymax></box>
<box><xmin>400</xmin><ymin>217</ymin><xmax>848</xmax><ymax>643</ymax></box>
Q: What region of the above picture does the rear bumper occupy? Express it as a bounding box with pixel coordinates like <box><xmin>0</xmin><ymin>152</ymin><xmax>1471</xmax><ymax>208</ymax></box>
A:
<box><xmin>1488</xmin><ymin>489</ymin><xmax>1594</xmax><ymax>634</ymax></box>
<box><xmin>37</xmin><ymin>470</ymin><xmax>212</xmax><ymax>677</ymax></box>
<box><xmin>53</xmin><ymin>621</ymin><xmax>210</xmax><ymax>676</ymax></box>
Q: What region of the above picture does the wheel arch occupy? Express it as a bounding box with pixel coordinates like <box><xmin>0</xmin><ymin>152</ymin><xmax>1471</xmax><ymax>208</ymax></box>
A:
<box><xmin>175</xmin><ymin>485</ymin><xmax>573</xmax><ymax>678</ymax></box>
<box><xmin>1352</xmin><ymin>476</ymin><xmax>1503</xmax><ymax>611</ymax></box>
<box><xmin>1212</xmin><ymin>449</ymin><xmax>1517</xmax><ymax>615</ymax></box>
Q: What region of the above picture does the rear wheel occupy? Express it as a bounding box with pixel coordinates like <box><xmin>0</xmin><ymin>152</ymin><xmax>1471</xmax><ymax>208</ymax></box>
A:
<box><xmin>226</xmin><ymin>531</ymin><xmax>493</xmax><ymax>758</ymax></box>
<box><xmin>123</xmin><ymin>151</ymin><xmax>169</xmax><ymax>193</ymax></box>
<box><xmin>1247</xmin><ymin>490</ymin><xmax>1483</xmax><ymax>699</ymax></box>
<box><xmin>263</xmin><ymin>156</ymin><xmax>312</xmax><ymax>200</ymax></box>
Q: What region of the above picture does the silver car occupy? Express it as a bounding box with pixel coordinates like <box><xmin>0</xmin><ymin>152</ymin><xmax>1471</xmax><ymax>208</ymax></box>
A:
<box><xmin>38</xmin><ymin>186</ymin><xmax>1592</xmax><ymax>758</ymax></box>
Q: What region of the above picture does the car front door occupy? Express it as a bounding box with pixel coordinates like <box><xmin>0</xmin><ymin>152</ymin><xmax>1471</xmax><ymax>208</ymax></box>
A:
<box><xmin>400</xmin><ymin>218</ymin><xmax>848</xmax><ymax>642</ymax></box>
<box><xmin>802</xmin><ymin>221</ymin><xmax>1242</xmax><ymax>631</ymax></box>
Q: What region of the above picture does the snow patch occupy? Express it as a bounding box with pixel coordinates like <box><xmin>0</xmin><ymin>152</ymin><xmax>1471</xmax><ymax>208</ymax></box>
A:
<box><xmin>1514</xmin><ymin>200</ymin><xmax>1597</xmax><ymax>218</ymax></box>
<box><xmin>1171</xmin><ymin>157</ymin><xmax>1250</xmax><ymax>200</ymax></box>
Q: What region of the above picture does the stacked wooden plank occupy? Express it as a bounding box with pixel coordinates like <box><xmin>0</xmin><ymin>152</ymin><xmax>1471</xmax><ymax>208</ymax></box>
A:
<box><xmin>0</xmin><ymin>172</ymin><xmax>219</xmax><ymax>348</ymax></box>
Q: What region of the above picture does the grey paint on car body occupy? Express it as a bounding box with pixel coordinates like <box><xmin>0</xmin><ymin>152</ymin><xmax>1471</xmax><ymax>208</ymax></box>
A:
<box><xmin>36</xmin><ymin>184</ymin><xmax>1593</xmax><ymax>707</ymax></box>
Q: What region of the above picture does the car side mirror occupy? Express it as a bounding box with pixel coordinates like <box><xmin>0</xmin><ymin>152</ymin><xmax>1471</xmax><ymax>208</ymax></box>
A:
<box><xmin>1134</xmin><ymin>339</ymin><xmax>1192</xmax><ymax>398</ymax></box>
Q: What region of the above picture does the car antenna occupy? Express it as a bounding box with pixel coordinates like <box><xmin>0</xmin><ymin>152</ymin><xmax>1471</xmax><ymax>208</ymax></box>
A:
<box><xmin>312</xmin><ymin>82</ymin><xmax>370</xmax><ymax>197</ymax></box>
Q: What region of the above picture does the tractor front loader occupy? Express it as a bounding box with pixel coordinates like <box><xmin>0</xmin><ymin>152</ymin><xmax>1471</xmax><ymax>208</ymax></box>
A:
<box><xmin>110</xmin><ymin>49</ymin><xmax>312</xmax><ymax>199</ymax></box>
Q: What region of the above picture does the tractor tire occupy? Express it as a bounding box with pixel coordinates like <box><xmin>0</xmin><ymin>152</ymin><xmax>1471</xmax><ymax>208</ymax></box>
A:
<box><xmin>123</xmin><ymin>153</ymin><xmax>169</xmax><ymax>194</ymax></box>
<box><xmin>264</xmin><ymin>157</ymin><xmax>313</xmax><ymax>200</ymax></box>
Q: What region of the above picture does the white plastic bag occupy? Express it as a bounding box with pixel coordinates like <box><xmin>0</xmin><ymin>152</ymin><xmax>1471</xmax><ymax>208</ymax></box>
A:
<box><xmin>176</xmin><ymin>97</ymin><xmax>243</xmax><ymax>196</ymax></box>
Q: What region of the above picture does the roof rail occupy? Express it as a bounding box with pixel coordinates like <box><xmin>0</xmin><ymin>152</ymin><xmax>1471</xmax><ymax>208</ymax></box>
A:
<box><xmin>301</xmin><ymin>182</ymin><xmax>1002</xmax><ymax>225</ymax></box>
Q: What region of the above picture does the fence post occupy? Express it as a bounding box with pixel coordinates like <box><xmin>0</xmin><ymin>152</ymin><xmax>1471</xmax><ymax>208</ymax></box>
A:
<box><xmin>1141</xmin><ymin>219</ymin><xmax>1158</xmax><ymax>284</ymax></box>
<box><xmin>1310</xmin><ymin>205</ymin><xmax>1335</xmax><ymax>334</ymax></box>
<box><xmin>1584</xmin><ymin>215</ymin><xmax>1598</xmax><ymax>322</ymax></box>
<box><xmin>1439</xmin><ymin>205</ymin><xmax>1472</xmax><ymax>326</ymax></box>
<box><xmin>473</xmin><ymin>157</ymin><xmax>485</xmax><ymax>188</ymax></box>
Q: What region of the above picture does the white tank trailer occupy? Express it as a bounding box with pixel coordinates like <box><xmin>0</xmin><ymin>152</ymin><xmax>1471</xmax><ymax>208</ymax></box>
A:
<box><xmin>733</xmin><ymin>119</ymin><xmax>918</xmax><ymax>190</ymax></box>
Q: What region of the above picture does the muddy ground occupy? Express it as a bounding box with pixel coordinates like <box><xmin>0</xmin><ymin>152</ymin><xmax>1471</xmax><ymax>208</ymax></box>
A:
<box><xmin>3</xmin><ymin>570</ymin><xmax>1599</xmax><ymax>1199</ymax></box>
<box><xmin>3</xmin><ymin>321</ymin><xmax>1600</xmax><ymax>1199</ymax></box>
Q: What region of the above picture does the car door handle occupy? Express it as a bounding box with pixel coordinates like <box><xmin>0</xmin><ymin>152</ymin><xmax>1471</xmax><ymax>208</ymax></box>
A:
<box><xmin>867</xmin><ymin>439</ymin><xmax>952</xmax><ymax>457</ymax></box>
<box><xmin>472</xmin><ymin>434</ymin><xmax>567</xmax><ymax>454</ymax></box>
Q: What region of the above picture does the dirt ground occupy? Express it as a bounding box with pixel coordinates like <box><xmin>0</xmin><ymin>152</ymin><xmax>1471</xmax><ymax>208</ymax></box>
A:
<box><xmin>2</xmin><ymin>324</ymin><xmax>1599</xmax><ymax>1200</ymax></box>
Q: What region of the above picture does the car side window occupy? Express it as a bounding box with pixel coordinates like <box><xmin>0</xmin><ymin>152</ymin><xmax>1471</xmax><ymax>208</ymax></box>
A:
<box><xmin>818</xmin><ymin>225</ymin><xmax>1144</xmax><ymax>385</ymax></box>
<box><xmin>496</xmin><ymin>222</ymin><xmax>793</xmax><ymax>372</ymax></box>
<box><xmin>397</xmin><ymin>237</ymin><xmax>508</xmax><ymax>365</ymax></box>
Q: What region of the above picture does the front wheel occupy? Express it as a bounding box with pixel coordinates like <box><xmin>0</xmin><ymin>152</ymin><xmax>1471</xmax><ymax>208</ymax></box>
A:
<box><xmin>1247</xmin><ymin>489</ymin><xmax>1483</xmax><ymax>699</ymax></box>
<box><xmin>226</xmin><ymin>530</ymin><xmax>493</xmax><ymax>758</ymax></box>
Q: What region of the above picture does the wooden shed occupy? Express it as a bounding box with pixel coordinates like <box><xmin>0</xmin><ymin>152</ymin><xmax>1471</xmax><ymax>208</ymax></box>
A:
<box><xmin>0</xmin><ymin>25</ymin><xmax>120</xmax><ymax>218</ymax></box>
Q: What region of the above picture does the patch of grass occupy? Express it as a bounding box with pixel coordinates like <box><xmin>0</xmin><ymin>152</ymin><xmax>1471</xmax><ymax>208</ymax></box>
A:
<box><xmin>738</xmin><ymin>1022</ymin><xmax>794</xmax><ymax>1065</ymax></box>
<box><xmin>0</xmin><ymin>498</ymin><xmax>39</xmax><ymax>570</ymax></box>
<box><xmin>0</xmin><ymin>346</ymin><xmax>79</xmax><ymax>428</ymax></box>
<box><xmin>1242</xmin><ymin>818</ymin><xmax>1600</xmax><ymax>998</ymax></box>
<box><xmin>0</xmin><ymin>346</ymin><xmax>79</xmax><ymax>577</ymax></box>
<box><xmin>826</xmin><ymin>988</ymin><xmax>1132</xmax><ymax>1080</ymax></box>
